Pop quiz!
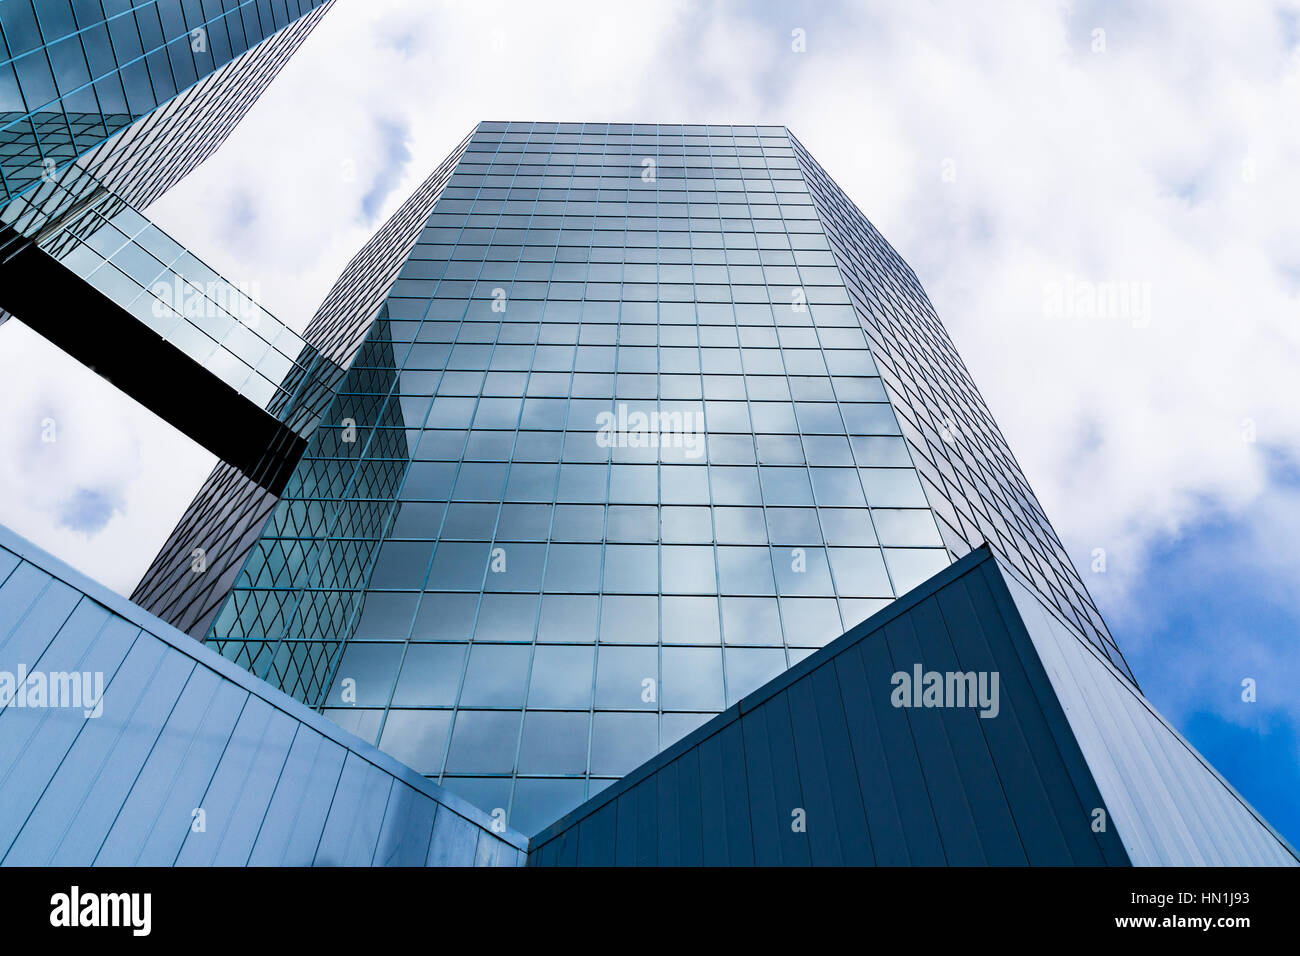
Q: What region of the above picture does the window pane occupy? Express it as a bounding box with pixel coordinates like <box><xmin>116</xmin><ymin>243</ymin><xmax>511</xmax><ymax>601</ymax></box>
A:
<box><xmin>827</xmin><ymin>547</ymin><xmax>893</xmax><ymax>597</ymax></box>
<box><xmin>779</xmin><ymin>597</ymin><xmax>844</xmax><ymax>648</ymax></box>
<box><xmin>603</xmin><ymin>544</ymin><xmax>658</xmax><ymax>593</ymax></box>
<box><xmin>883</xmin><ymin>548</ymin><xmax>950</xmax><ymax>594</ymax></box>
<box><xmin>538</xmin><ymin>594</ymin><xmax>598</xmax><ymax>643</ymax></box>
<box><xmin>412</xmin><ymin>592</ymin><xmax>477</xmax><ymax>640</ymax></box>
<box><xmin>872</xmin><ymin>509</ymin><xmax>944</xmax><ymax>547</ymax></box>
<box><xmin>595</xmin><ymin>645</ymin><xmax>658</xmax><ymax>709</ymax></box>
<box><xmin>599</xmin><ymin>595</ymin><xmax>657</xmax><ymax>643</ymax></box>
<box><xmin>327</xmin><ymin>643</ymin><xmax>402</xmax><ymax>706</ymax></box>
<box><xmin>721</xmin><ymin>597</ymin><xmax>784</xmax><ymax>646</ymax></box>
<box><xmin>717</xmin><ymin>546</ymin><xmax>776</xmax><ymax>595</ymax></box>
<box><xmin>590</xmin><ymin>712</ymin><xmax>658</xmax><ymax>774</ymax></box>
<box><xmin>445</xmin><ymin>711</ymin><xmax>521</xmax><ymax>773</ymax></box>
<box><xmin>518</xmin><ymin>712</ymin><xmax>590</xmax><ymax>773</ymax></box>
<box><xmin>724</xmin><ymin>647</ymin><xmax>788</xmax><ymax>705</ymax></box>
<box><xmin>528</xmin><ymin>645</ymin><xmax>595</xmax><ymax>708</ymax></box>
<box><xmin>661</xmin><ymin>595</ymin><xmax>721</xmax><ymax>644</ymax></box>
<box><xmin>661</xmin><ymin>545</ymin><xmax>717</xmax><ymax>594</ymax></box>
<box><xmin>378</xmin><ymin>710</ymin><xmax>452</xmax><ymax>773</ymax></box>
<box><xmin>459</xmin><ymin>644</ymin><xmax>531</xmax><ymax>706</ymax></box>
<box><xmin>474</xmin><ymin>593</ymin><xmax>539</xmax><ymax>640</ymax></box>
<box><xmin>510</xmin><ymin>779</ymin><xmax>588</xmax><ymax>836</ymax></box>
<box><xmin>392</xmin><ymin>644</ymin><xmax>467</xmax><ymax>705</ymax></box>
<box><xmin>662</xmin><ymin>647</ymin><xmax>725</xmax><ymax>711</ymax></box>
<box><xmin>353</xmin><ymin>591</ymin><xmax>418</xmax><ymax>639</ymax></box>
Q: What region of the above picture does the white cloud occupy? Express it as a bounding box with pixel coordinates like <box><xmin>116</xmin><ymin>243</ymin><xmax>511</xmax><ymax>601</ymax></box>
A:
<box><xmin>0</xmin><ymin>322</ymin><xmax>215</xmax><ymax>594</ymax></box>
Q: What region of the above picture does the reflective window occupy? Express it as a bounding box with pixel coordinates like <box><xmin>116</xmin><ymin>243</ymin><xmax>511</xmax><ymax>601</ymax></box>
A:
<box><xmin>518</xmin><ymin>712</ymin><xmax>590</xmax><ymax>773</ymax></box>
<box><xmin>378</xmin><ymin>710</ymin><xmax>452</xmax><ymax>773</ymax></box>
<box><xmin>459</xmin><ymin>644</ymin><xmax>531</xmax><ymax>706</ymax></box>
<box><xmin>724</xmin><ymin>647</ymin><xmax>789</xmax><ymax>705</ymax></box>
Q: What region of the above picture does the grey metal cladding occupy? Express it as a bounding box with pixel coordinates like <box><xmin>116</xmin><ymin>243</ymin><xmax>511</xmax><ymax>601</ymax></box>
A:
<box><xmin>0</xmin><ymin>523</ymin><xmax>526</xmax><ymax>867</ymax></box>
<box><xmin>997</xmin><ymin>562</ymin><xmax>1299</xmax><ymax>867</ymax></box>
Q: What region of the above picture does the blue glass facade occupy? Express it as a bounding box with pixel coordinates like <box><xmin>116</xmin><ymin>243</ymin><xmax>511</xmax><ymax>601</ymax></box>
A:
<box><xmin>132</xmin><ymin>126</ymin><xmax>474</xmax><ymax>652</ymax></box>
<box><xmin>200</xmin><ymin>121</ymin><xmax>1007</xmax><ymax>833</ymax></box>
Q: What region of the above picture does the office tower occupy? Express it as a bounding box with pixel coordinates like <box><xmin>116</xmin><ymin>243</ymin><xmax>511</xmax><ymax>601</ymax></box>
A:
<box><xmin>0</xmin><ymin>0</ymin><xmax>333</xmax><ymax>212</ymax></box>
<box><xmin>187</xmin><ymin>121</ymin><xmax>1128</xmax><ymax>835</ymax></box>
<box><xmin>0</xmin><ymin>0</ymin><xmax>331</xmax><ymax>254</ymax></box>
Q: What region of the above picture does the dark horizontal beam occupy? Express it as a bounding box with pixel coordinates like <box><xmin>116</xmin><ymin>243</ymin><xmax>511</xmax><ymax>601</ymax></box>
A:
<box><xmin>0</xmin><ymin>229</ymin><xmax>305</xmax><ymax>495</ymax></box>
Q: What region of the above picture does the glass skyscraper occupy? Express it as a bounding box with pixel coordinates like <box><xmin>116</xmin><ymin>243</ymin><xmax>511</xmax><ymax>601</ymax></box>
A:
<box><xmin>165</xmin><ymin>121</ymin><xmax>1130</xmax><ymax>834</ymax></box>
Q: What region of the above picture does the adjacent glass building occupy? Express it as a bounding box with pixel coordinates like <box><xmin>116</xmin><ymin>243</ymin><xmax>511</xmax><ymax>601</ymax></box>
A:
<box><xmin>179</xmin><ymin>121</ymin><xmax>1128</xmax><ymax>834</ymax></box>
<box><xmin>0</xmin><ymin>0</ymin><xmax>332</xmax><ymax>210</ymax></box>
<box><xmin>0</xmin><ymin>0</ymin><xmax>337</xmax><ymax>640</ymax></box>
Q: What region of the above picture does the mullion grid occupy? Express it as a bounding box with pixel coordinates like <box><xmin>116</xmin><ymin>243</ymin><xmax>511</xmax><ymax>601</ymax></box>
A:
<box><xmin>215</xmin><ymin>123</ymin><xmax>954</xmax><ymax>831</ymax></box>
<box><xmin>424</xmin><ymin>128</ymin><xmax>546</xmax><ymax>812</ymax></box>
<box><xmin>296</xmin><ymin>217</ymin><xmax>497</xmax><ymax>703</ymax></box>
<box><xmin>379</xmin><ymin>128</ymin><xmax>790</xmax><ymax>806</ymax></box>
<box><xmin>779</xmin><ymin>157</ymin><xmax>942</xmax><ymax>640</ymax></box>
<box><xmin>413</xmin><ymin>124</ymin><xmax>926</xmax><ymax>821</ymax></box>
<box><xmin>218</xmin><ymin>322</ymin><xmax>418</xmax><ymax>696</ymax></box>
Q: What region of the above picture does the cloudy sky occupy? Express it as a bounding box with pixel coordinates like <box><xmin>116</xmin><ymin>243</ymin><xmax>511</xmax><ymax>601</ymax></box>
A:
<box><xmin>1</xmin><ymin>0</ymin><xmax>1296</xmax><ymax>843</ymax></box>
